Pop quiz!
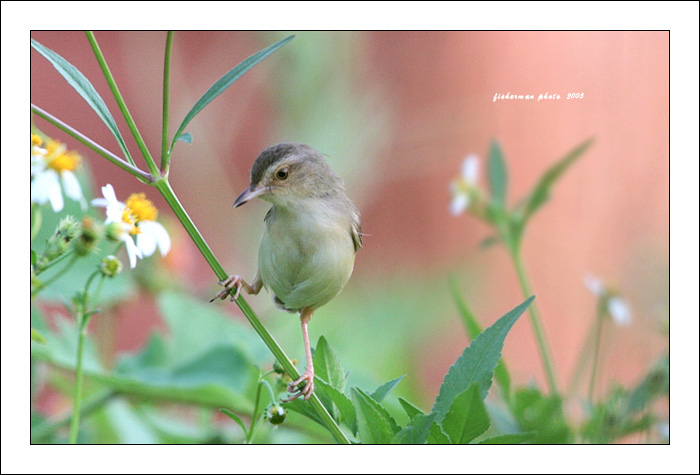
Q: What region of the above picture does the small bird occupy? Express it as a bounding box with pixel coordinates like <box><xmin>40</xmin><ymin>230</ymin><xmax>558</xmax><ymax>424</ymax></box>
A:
<box><xmin>212</xmin><ymin>143</ymin><xmax>362</xmax><ymax>401</ymax></box>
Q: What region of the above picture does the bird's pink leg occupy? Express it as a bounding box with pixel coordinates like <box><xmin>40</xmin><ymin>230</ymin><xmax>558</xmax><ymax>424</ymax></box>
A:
<box><xmin>283</xmin><ymin>308</ymin><xmax>315</xmax><ymax>402</ymax></box>
<box><xmin>210</xmin><ymin>273</ymin><xmax>262</xmax><ymax>302</ymax></box>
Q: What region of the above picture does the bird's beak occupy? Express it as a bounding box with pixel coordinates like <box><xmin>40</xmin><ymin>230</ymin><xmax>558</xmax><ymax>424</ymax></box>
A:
<box><xmin>234</xmin><ymin>184</ymin><xmax>269</xmax><ymax>208</ymax></box>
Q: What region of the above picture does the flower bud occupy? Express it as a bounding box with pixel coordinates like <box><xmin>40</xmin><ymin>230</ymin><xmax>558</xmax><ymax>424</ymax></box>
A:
<box><xmin>265</xmin><ymin>404</ymin><xmax>286</xmax><ymax>425</ymax></box>
<box><xmin>45</xmin><ymin>216</ymin><xmax>79</xmax><ymax>260</ymax></box>
<box><xmin>100</xmin><ymin>255</ymin><xmax>123</xmax><ymax>277</ymax></box>
<box><xmin>75</xmin><ymin>217</ymin><xmax>102</xmax><ymax>256</ymax></box>
<box><xmin>105</xmin><ymin>221</ymin><xmax>125</xmax><ymax>242</ymax></box>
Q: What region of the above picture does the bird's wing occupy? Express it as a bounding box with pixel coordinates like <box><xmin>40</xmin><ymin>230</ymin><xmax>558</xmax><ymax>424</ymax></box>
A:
<box><xmin>350</xmin><ymin>212</ymin><xmax>363</xmax><ymax>252</ymax></box>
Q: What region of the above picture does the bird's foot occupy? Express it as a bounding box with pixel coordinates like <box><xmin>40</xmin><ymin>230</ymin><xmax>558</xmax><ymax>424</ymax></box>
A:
<box><xmin>210</xmin><ymin>275</ymin><xmax>245</xmax><ymax>302</ymax></box>
<box><xmin>282</xmin><ymin>368</ymin><xmax>315</xmax><ymax>402</ymax></box>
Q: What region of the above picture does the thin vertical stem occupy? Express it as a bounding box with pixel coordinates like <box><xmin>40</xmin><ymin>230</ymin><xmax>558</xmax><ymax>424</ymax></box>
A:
<box><xmin>69</xmin><ymin>313</ymin><xmax>88</xmax><ymax>444</ymax></box>
<box><xmin>588</xmin><ymin>305</ymin><xmax>605</xmax><ymax>403</ymax></box>
<box><xmin>161</xmin><ymin>31</ymin><xmax>174</xmax><ymax>176</ymax></box>
<box><xmin>85</xmin><ymin>31</ymin><xmax>160</xmax><ymax>178</ymax></box>
<box><xmin>511</xmin><ymin>250</ymin><xmax>559</xmax><ymax>395</ymax></box>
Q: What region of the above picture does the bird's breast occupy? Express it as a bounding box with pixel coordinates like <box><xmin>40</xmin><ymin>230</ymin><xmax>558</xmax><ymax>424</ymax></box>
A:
<box><xmin>258</xmin><ymin>201</ymin><xmax>356</xmax><ymax>311</ymax></box>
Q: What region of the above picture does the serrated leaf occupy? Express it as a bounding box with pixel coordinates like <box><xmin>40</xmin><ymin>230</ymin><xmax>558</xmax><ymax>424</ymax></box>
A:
<box><xmin>426</xmin><ymin>421</ymin><xmax>451</xmax><ymax>444</ymax></box>
<box><xmin>370</xmin><ymin>375</ymin><xmax>405</xmax><ymax>403</ymax></box>
<box><xmin>314</xmin><ymin>377</ymin><xmax>355</xmax><ymax>428</ymax></box>
<box><xmin>478</xmin><ymin>432</ymin><xmax>534</xmax><ymax>444</ymax></box>
<box><xmin>352</xmin><ymin>388</ymin><xmax>399</xmax><ymax>443</ymax></box>
<box><xmin>441</xmin><ymin>383</ymin><xmax>490</xmax><ymax>444</ymax></box>
<box><xmin>31</xmin><ymin>39</ymin><xmax>132</xmax><ymax>163</ymax></box>
<box><xmin>392</xmin><ymin>412</ymin><xmax>437</xmax><ymax>444</ymax></box>
<box><xmin>175</xmin><ymin>132</ymin><xmax>193</xmax><ymax>144</ymax></box>
<box><xmin>432</xmin><ymin>296</ymin><xmax>533</xmax><ymax>421</ymax></box>
<box><xmin>314</xmin><ymin>336</ymin><xmax>346</xmax><ymax>391</ymax></box>
<box><xmin>170</xmin><ymin>35</ymin><xmax>294</xmax><ymax>153</ymax></box>
<box><xmin>398</xmin><ymin>397</ymin><xmax>425</xmax><ymax>420</ymax></box>
<box><xmin>488</xmin><ymin>140</ymin><xmax>508</xmax><ymax>208</ymax></box>
<box><xmin>517</xmin><ymin>138</ymin><xmax>594</xmax><ymax>226</ymax></box>
<box><xmin>448</xmin><ymin>277</ymin><xmax>512</xmax><ymax>401</ymax></box>
<box><xmin>219</xmin><ymin>409</ymin><xmax>248</xmax><ymax>438</ymax></box>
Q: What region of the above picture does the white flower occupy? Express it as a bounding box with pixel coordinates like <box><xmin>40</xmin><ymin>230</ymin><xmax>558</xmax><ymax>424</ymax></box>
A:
<box><xmin>584</xmin><ymin>273</ymin><xmax>632</xmax><ymax>326</ymax></box>
<box><xmin>450</xmin><ymin>154</ymin><xmax>479</xmax><ymax>215</ymax></box>
<box><xmin>92</xmin><ymin>184</ymin><xmax>171</xmax><ymax>268</ymax></box>
<box><xmin>31</xmin><ymin>138</ymin><xmax>84</xmax><ymax>212</ymax></box>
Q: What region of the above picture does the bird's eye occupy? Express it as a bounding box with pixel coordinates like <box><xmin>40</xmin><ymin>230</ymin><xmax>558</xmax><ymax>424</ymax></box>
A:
<box><xmin>276</xmin><ymin>168</ymin><xmax>289</xmax><ymax>180</ymax></box>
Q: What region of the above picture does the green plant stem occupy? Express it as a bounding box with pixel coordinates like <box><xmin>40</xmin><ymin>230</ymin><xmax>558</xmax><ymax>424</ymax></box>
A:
<box><xmin>69</xmin><ymin>272</ymin><xmax>106</xmax><ymax>444</ymax></box>
<box><xmin>161</xmin><ymin>31</ymin><xmax>174</xmax><ymax>176</ymax></box>
<box><xmin>33</xmin><ymin>390</ymin><xmax>117</xmax><ymax>442</ymax></box>
<box><xmin>587</xmin><ymin>305</ymin><xmax>605</xmax><ymax>403</ymax></box>
<box><xmin>32</xmin><ymin>253</ymin><xmax>79</xmax><ymax>298</ymax></box>
<box><xmin>154</xmin><ymin>179</ymin><xmax>350</xmax><ymax>444</ymax></box>
<box><xmin>246</xmin><ymin>381</ymin><xmax>265</xmax><ymax>444</ymax></box>
<box><xmin>511</xmin><ymin>249</ymin><xmax>559</xmax><ymax>395</ymax></box>
<box><xmin>69</xmin><ymin>310</ymin><xmax>89</xmax><ymax>444</ymax></box>
<box><xmin>85</xmin><ymin>31</ymin><xmax>159</xmax><ymax>177</ymax></box>
<box><xmin>31</xmin><ymin>104</ymin><xmax>152</xmax><ymax>183</ymax></box>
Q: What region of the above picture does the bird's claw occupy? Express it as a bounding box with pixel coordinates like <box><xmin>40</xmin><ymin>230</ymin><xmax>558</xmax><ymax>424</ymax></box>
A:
<box><xmin>209</xmin><ymin>275</ymin><xmax>244</xmax><ymax>303</ymax></box>
<box><xmin>282</xmin><ymin>369</ymin><xmax>315</xmax><ymax>402</ymax></box>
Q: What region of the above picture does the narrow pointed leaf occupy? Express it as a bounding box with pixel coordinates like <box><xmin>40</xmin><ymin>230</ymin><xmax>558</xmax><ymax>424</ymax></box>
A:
<box><xmin>398</xmin><ymin>397</ymin><xmax>425</xmax><ymax>420</ymax></box>
<box><xmin>432</xmin><ymin>296</ymin><xmax>533</xmax><ymax>420</ymax></box>
<box><xmin>518</xmin><ymin>138</ymin><xmax>594</xmax><ymax>225</ymax></box>
<box><xmin>315</xmin><ymin>378</ymin><xmax>356</xmax><ymax>428</ymax></box>
<box><xmin>31</xmin><ymin>39</ymin><xmax>132</xmax><ymax>162</ymax></box>
<box><xmin>170</xmin><ymin>35</ymin><xmax>294</xmax><ymax>153</ymax></box>
<box><xmin>488</xmin><ymin>140</ymin><xmax>508</xmax><ymax>208</ymax></box>
<box><xmin>371</xmin><ymin>375</ymin><xmax>405</xmax><ymax>403</ymax></box>
<box><xmin>392</xmin><ymin>412</ymin><xmax>437</xmax><ymax>444</ymax></box>
<box><xmin>448</xmin><ymin>277</ymin><xmax>512</xmax><ymax>401</ymax></box>
<box><xmin>314</xmin><ymin>336</ymin><xmax>346</xmax><ymax>391</ymax></box>
<box><xmin>219</xmin><ymin>409</ymin><xmax>248</xmax><ymax>438</ymax></box>
<box><xmin>441</xmin><ymin>383</ymin><xmax>490</xmax><ymax>444</ymax></box>
<box><xmin>352</xmin><ymin>388</ymin><xmax>397</xmax><ymax>444</ymax></box>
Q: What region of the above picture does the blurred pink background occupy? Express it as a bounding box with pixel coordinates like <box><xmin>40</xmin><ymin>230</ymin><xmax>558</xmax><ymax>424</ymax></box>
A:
<box><xmin>31</xmin><ymin>31</ymin><xmax>669</xmax><ymax>411</ymax></box>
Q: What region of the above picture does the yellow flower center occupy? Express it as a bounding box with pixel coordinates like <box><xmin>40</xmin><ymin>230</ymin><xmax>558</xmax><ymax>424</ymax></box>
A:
<box><xmin>31</xmin><ymin>134</ymin><xmax>43</xmax><ymax>147</ymax></box>
<box><xmin>125</xmin><ymin>193</ymin><xmax>158</xmax><ymax>222</ymax></box>
<box><xmin>48</xmin><ymin>151</ymin><xmax>81</xmax><ymax>172</ymax></box>
<box><xmin>42</xmin><ymin>140</ymin><xmax>81</xmax><ymax>172</ymax></box>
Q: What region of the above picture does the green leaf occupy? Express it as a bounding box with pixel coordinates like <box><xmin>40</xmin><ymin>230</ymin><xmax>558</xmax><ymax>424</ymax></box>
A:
<box><xmin>448</xmin><ymin>277</ymin><xmax>512</xmax><ymax>401</ymax></box>
<box><xmin>170</xmin><ymin>35</ymin><xmax>294</xmax><ymax>153</ymax></box>
<box><xmin>219</xmin><ymin>409</ymin><xmax>248</xmax><ymax>438</ymax></box>
<box><xmin>432</xmin><ymin>296</ymin><xmax>533</xmax><ymax>421</ymax></box>
<box><xmin>625</xmin><ymin>353</ymin><xmax>669</xmax><ymax>415</ymax></box>
<box><xmin>512</xmin><ymin>387</ymin><xmax>572</xmax><ymax>443</ymax></box>
<box><xmin>398</xmin><ymin>397</ymin><xmax>425</xmax><ymax>420</ymax></box>
<box><xmin>370</xmin><ymin>375</ymin><xmax>405</xmax><ymax>403</ymax></box>
<box><xmin>517</xmin><ymin>138</ymin><xmax>594</xmax><ymax>226</ymax></box>
<box><xmin>426</xmin><ymin>421</ymin><xmax>451</xmax><ymax>444</ymax></box>
<box><xmin>31</xmin><ymin>204</ymin><xmax>42</xmax><ymax>242</ymax></box>
<box><xmin>352</xmin><ymin>388</ymin><xmax>399</xmax><ymax>443</ymax></box>
<box><xmin>441</xmin><ymin>383</ymin><xmax>490</xmax><ymax>444</ymax></box>
<box><xmin>479</xmin><ymin>234</ymin><xmax>501</xmax><ymax>250</ymax></box>
<box><xmin>314</xmin><ymin>378</ymin><xmax>355</xmax><ymax>428</ymax></box>
<box><xmin>175</xmin><ymin>132</ymin><xmax>193</xmax><ymax>144</ymax></box>
<box><xmin>31</xmin><ymin>327</ymin><xmax>46</xmax><ymax>344</ymax></box>
<box><xmin>30</xmin><ymin>39</ymin><xmax>132</xmax><ymax>162</ymax></box>
<box><xmin>392</xmin><ymin>413</ymin><xmax>437</xmax><ymax>444</ymax></box>
<box><xmin>488</xmin><ymin>140</ymin><xmax>508</xmax><ymax>208</ymax></box>
<box><xmin>478</xmin><ymin>432</ymin><xmax>534</xmax><ymax>444</ymax></box>
<box><xmin>314</xmin><ymin>336</ymin><xmax>346</xmax><ymax>391</ymax></box>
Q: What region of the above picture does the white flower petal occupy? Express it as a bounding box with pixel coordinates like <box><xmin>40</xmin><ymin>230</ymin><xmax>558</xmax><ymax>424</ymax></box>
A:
<box><xmin>461</xmin><ymin>154</ymin><xmax>479</xmax><ymax>184</ymax></box>
<box><xmin>122</xmin><ymin>235</ymin><xmax>143</xmax><ymax>268</ymax></box>
<box><xmin>584</xmin><ymin>274</ymin><xmax>604</xmax><ymax>296</ymax></box>
<box><xmin>136</xmin><ymin>228</ymin><xmax>157</xmax><ymax>257</ymax></box>
<box><xmin>31</xmin><ymin>170</ymin><xmax>58</xmax><ymax>205</ymax></box>
<box><xmin>450</xmin><ymin>193</ymin><xmax>469</xmax><ymax>216</ymax></box>
<box><xmin>48</xmin><ymin>181</ymin><xmax>65</xmax><ymax>212</ymax></box>
<box><xmin>137</xmin><ymin>221</ymin><xmax>171</xmax><ymax>257</ymax></box>
<box><xmin>101</xmin><ymin>184</ymin><xmax>118</xmax><ymax>204</ymax></box>
<box><xmin>61</xmin><ymin>171</ymin><xmax>83</xmax><ymax>201</ymax></box>
<box><xmin>608</xmin><ymin>297</ymin><xmax>631</xmax><ymax>326</ymax></box>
